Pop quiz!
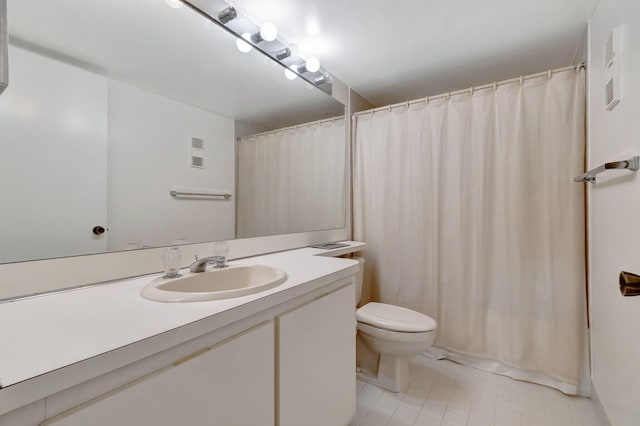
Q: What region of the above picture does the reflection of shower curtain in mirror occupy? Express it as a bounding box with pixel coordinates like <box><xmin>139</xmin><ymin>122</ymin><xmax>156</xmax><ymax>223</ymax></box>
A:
<box><xmin>354</xmin><ymin>70</ymin><xmax>587</xmax><ymax>395</ymax></box>
<box><xmin>237</xmin><ymin>117</ymin><xmax>345</xmax><ymax>238</ymax></box>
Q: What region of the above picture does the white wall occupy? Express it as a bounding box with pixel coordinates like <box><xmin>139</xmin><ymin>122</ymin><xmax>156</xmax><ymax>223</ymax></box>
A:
<box><xmin>588</xmin><ymin>1</ymin><xmax>640</xmax><ymax>424</ymax></box>
<box><xmin>0</xmin><ymin>46</ymin><xmax>108</xmax><ymax>263</ymax></box>
<box><xmin>107</xmin><ymin>81</ymin><xmax>235</xmax><ymax>250</ymax></box>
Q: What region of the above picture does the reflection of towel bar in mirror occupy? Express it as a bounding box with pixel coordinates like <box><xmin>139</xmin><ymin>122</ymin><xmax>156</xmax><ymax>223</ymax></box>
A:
<box><xmin>573</xmin><ymin>156</ymin><xmax>639</xmax><ymax>183</ymax></box>
<box><xmin>170</xmin><ymin>190</ymin><xmax>232</xmax><ymax>200</ymax></box>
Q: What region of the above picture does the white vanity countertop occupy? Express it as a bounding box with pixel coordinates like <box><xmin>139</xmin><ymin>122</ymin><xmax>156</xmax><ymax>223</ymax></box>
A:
<box><xmin>0</xmin><ymin>241</ymin><xmax>366</xmax><ymax>388</ymax></box>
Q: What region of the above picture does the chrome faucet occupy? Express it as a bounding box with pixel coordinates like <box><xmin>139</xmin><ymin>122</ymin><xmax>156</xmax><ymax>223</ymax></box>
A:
<box><xmin>190</xmin><ymin>241</ymin><xmax>229</xmax><ymax>273</ymax></box>
<box><xmin>189</xmin><ymin>255</ymin><xmax>226</xmax><ymax>273</ymax></box>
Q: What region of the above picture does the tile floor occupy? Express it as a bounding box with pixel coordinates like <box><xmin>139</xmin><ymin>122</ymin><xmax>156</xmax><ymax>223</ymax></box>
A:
<box><xmin>350</xmin><ymin>356</ymin><xmax>602</xmax><ymax>426</ymax></box>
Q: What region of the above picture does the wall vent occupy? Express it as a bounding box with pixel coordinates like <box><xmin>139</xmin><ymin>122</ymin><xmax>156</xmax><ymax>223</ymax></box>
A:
<box><xmin>191</xmin><ymin>155</ymin><xmax>204</xmax><ymax>168</ymax></box>
<box><xmin>190</xmin><ymin>137</ymin><xmax>204</xmax><ymax>168</ymax></box>
<box><xmin>604</xmin><ymin>27</ymin><xmax>621</xmax><ymax>111</ymax></box>
<box><xmin>191</xmin><ymin>137</ymin><xmax>204</xmax><ymax>150</ymax></box>
<box><xmin>605</xmin><ymin>32</ymin><xmax>615</xmax><ymax>67</ymax></box>
<box><xmin>605</xmin><ymin>79</ymin><xmax>615</xmax><ymax>107</ymax></box>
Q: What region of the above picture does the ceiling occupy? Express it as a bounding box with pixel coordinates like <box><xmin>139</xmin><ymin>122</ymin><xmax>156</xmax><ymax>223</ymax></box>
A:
<box><xmin>7</xmin><ymin>0</ymin><xmax>599</xmax><ymax>118</ymax></box>
<box><xmin>233</xmin><ymin>0</ymin><xmax>598</xmax><ymax>106</ymax></box>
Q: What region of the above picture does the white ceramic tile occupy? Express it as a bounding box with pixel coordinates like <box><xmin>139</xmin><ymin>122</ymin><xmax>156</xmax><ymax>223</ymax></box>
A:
<box><xmin>350</xmin><ymin>383</ymin><xmax>384</xmax><ymax>426</ymax></box>
<box><xmin>357</xmin><ymin>380</ymin><xmax>367</xmax><ymax>395</ymax></box>
<box><xmin>413</xmin><ymin>409</ymin><xmax>444</xmax><ymax>426</ymax></box>
<box><xmin>361</xmin><ymin>409</ymin><xmax>395</xmax><ymax>426</ymax></box>
<box><xmin>353</xmin><ymin>356</ymin><xmax>604</xmax><ymax>426</ymax></box>
<box><xmin>389</xmin><ymin>401</ymin><xmax>422</xmax><ymax>425</ymax></box>
<box><xmin>441</xmin><ymin>411</ymin><xmax>467</xmax><ymax>426</ymax></box>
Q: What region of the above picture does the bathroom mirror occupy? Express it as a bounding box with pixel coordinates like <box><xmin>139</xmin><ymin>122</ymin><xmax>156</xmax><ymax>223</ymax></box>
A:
<box><xmin>0</xmin><ymin>0</ymin><xmax>346</xmax><ymax>264</ymax></box>
<box><xmin>0</xmin><ymin>0</ymin><xmax>6</xmax><ymax>96</ymax></box>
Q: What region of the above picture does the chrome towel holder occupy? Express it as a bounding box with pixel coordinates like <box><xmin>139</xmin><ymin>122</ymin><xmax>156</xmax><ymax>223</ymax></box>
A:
<box><xmin>169</xmin><ymin>190</ymin><xmax>232</xmax><ymax>199</ymax></box>
<box><xmin>573</xmin><ymin>156</ymin><xmax>639</xmax><ymax>184</ymax></box>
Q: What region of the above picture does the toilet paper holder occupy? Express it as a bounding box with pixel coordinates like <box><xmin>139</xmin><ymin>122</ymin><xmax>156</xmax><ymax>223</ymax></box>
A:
<box><xmin>619</xmin><ymin>271</ymin><xmax>640</xmax><ymax>296</ymax></box>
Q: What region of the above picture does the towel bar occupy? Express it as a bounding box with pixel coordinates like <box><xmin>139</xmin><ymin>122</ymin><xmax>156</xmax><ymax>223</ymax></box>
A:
<box><xmin>170</xmin><ymin>190</ymin><xmax>231</xmax><ymax>199</ymax></box>
<box><xmin>573</xmin><ymin>156</ymin><xmax>639</xmax><ymax>183</ymax></box>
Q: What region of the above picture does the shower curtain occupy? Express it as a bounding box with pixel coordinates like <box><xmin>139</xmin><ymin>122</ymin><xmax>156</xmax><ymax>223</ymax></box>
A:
<box><xmin>237</xmin><ymin>117</ymin><xmax>345</xmax><ymax>238</ymax></box>
<box><xmin>353</xmin><ymin>70</ymin><xmax>587</xmax><ymax>395</ymax></box>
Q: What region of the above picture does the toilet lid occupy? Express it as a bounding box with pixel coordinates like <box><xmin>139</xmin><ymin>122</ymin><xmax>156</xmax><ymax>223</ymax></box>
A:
<box><xmin>356</xmin><ymin>302</ymin><xmax>437</xmax><ymax>332</ymax></box>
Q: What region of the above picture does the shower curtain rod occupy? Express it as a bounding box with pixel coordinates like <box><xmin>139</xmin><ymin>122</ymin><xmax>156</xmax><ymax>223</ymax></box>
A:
<box><xmin>238</xmin><ymin>114</ymin><xmax>345</xmax><ymax>141</ymax></box>
<box><xmin>353</xmin><ymin>62</ymin><xmax>586</xmax><ymax>117</ymax></box>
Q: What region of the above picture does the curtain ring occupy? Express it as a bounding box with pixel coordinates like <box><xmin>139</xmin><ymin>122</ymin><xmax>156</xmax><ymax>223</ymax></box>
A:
<box><xmin>469</xmin><ymin>86</ymin><xmax>474</xmax><ymax>96</ymax></box>
<box><xmin>447</xmin><ymin>92</ymin><xmax>451</xmax><ymax>101</ymax></box>
<box><xmin>425</xmin><ymin>96</ymin><xmax>429</xmax><ymax>105</ymax></box>
<box><xmin>547</xmin><ymin>69</ymin><xmax>552</xmax><ymax>80</ymax></box>
<box><xmin>493</xmin><ymin>82</ymin><xmax>497</xmax><ymax>91</ymax></box>
<box><xmin>519</xmin><ymin>76</ymin><xmax>524</xmax><ymax>85</ymax></box>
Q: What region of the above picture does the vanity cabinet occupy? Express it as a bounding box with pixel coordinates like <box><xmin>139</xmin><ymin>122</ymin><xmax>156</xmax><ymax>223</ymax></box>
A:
<box><xmin>0</xmin><ymin>275</ymin><xmax>358</xmax><ymax>426</ymax></box>
<box><xmin>278</xmin><ymin>284</ymin><xmax>356</xmax><ymax>426</ymax></box>
<box><xmin>44</xmin><ymin>322</ymin><xmax>275</xmax><ymax>426</ymax></box>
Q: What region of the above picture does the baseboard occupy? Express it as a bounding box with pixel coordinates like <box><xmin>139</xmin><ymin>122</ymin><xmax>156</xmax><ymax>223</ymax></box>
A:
<box><xmin>591</xmin><ymin>385</ymin><xmax>612</xmax><ymax>426</ymax></box>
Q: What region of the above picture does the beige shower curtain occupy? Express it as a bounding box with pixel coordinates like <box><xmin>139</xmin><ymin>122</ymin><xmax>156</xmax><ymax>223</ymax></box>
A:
<box><xmin>237</xmin><ymin>117</ymin><xmax>345</xmax><ymax>238</ymax></box>
<box><xmin>353</xmin><ymin>70</ymin><xmax>587</xmax><ymax>395</ymax></box>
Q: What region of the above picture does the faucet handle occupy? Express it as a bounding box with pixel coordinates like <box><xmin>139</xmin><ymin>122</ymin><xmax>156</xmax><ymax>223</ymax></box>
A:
<box><xmin>212</xmin><ymin>256</ymin><xmax>227</xmax><ymax>268</ymax></box>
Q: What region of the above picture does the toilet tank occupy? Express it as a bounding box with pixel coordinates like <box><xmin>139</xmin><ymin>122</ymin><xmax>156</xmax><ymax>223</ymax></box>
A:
<box><xmin>354</xmin><ymin>257</ymin><xmax>365</xmax><ymax>307</ymax></box>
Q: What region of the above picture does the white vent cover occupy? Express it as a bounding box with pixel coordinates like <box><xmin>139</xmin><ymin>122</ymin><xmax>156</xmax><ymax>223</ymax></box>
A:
<box><xmin>190</xmin><ymin>137</ymin><xmax>204</xmax><ymax>168</ymax></box>
<box><xmin>191</xmin><ymin>137</ymin><xmax>204</xmax><ymax>150</ymax></box>
<box><xmin>191</xmin><ymin>155</ymin><xmax>204</xmax><ymax>168</ymax></box>
<box><xmin>604</xmin><ymin>27</ymin><xmax>621</xmax><ymax>111</ymax></box>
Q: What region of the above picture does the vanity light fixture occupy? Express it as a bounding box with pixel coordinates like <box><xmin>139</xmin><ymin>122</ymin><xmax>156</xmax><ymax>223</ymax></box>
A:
<box><xmin>313</xmin><ymin>74</ymin><xmax>331</xmax><ymax>86</ymax></box>
<box><xmin>284</xmin><ymin>65</ymin><xmax>298</xmax><ymax>80</ymax></box>
<box><xmin>305</xmin><ymin>57</ymin><xmax>320</xmax><ymax>73</ymax></box>
<box><xmin>250</xmin><ymin>22</ymin><xmax>278</xmax><ymax>43</ymax></box>
<box><xmin>295</xmin><ymin>57</ymin><xmax>321</xmax><ymax>74</ymax></box>
<box><xmin>236</xmin><ymin>33</ymin><xmax>253</xmax><ymax>53</ymax></box>
<box><xmin>274</xmin><ymin>47</ymin><xmax>291</xmax><ymax>60</ymax></box>
<box><xmin>165</xmin><ymin>0</ymin><xmax>183</xmax><ymax>9</ymax></box>
<box><xmin>181</xmin><ymin>0</ymin><xmax>333</xmax><ymax>93</ymax></box>
<box><xmin>217</xmin><ymin>6</ymin><xmax>237</xmax><ymax>24</ymax></box>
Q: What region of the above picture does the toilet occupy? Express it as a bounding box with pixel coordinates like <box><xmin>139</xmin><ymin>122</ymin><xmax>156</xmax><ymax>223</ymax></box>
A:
<box><xmin>354</xmin><ymin>257</ymin><xmax>437</xmax><ymax>393</ymax></box>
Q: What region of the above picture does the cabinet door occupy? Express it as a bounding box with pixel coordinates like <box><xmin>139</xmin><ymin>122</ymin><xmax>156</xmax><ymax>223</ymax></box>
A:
<box><xmin>45</xmin><ymin>322</ymin><xmax>274</xmax><ymax>426</ymax></box>
<box><xmin>278</xmin><ymin>283</ymin><xmax>356</xmax><ymax>426</ymax></box>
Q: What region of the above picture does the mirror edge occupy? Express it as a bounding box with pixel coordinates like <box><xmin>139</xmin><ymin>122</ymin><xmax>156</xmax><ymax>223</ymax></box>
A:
<box><xmin>0</xmin><ymin>0</ymin><xmax>7</xmax><ymax>95</ymax></box>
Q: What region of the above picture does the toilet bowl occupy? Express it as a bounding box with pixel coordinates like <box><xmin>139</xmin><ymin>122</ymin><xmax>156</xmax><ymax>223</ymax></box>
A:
<box><xmin>354</xmin><ymin>258</ymin><xmax>437</xmax><ymax>393</ymax></box>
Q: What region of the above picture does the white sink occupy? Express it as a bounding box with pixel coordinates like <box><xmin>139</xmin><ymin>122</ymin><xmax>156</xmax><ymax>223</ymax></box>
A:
<box><xmin>141</xmin><ymin>264</ymin><xmax>288</xmax><ymax>302</ymax></box>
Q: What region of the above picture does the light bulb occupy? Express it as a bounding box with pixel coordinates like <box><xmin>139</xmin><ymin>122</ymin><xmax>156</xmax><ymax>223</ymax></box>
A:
<box><xmin>236</xmin><ymin>33</ymin><xmax>253</xmax><ymax>53</ymax></box>
<box><xmin>306</xmin><ymin>57</ymin><xmax>320</xmax><ymax>73</ymax></box>
<box><xmin>284</xmin><ymin>65</ymin><xmax>297</xmax><ymax>80</ymax></box>
<box><xmin>165</xmin><ymin>0</ymin><xmax>183</xmax><ymax>9</ymax></box>
<box><xmin>260</xmin><ymin>23</ymin><xmax>278</xmax><ymax>42</ymax></box>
